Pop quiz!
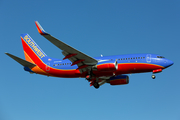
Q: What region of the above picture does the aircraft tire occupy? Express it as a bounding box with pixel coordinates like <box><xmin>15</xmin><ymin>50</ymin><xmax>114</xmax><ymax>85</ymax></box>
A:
<box><xmin>152</xmin><ymin>75</ymin><xmax>156</xmax><ymax>79</ymax></box>
<box><xmin>93</xmin><ymin>82</ymin><xmax>99</xmax><ymax>89</ymax></box>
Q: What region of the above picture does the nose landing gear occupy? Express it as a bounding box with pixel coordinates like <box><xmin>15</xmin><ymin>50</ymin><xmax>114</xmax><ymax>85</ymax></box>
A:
<box><xmin>152</xmin><ymin>69</ymin><xmax>162</xmax><ymax>79</ymax></box>
<box><xmin>152</xmin><ymin>74</ymin><xmax>156</xmax><ymax>79</ymax></box>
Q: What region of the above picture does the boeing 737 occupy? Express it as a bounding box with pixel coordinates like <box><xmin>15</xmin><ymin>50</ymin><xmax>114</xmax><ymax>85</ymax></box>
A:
<box><xmin>5</xmin><ymin>21</ymin><xmax>174</xmax><ymax>89</ymax></box>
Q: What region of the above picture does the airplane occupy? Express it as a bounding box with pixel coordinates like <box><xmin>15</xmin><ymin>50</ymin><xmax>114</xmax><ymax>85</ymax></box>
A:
<box><xmin>5</xmin><ymin>21</ymin><xmax>174</xmax><ymax>89</ymax></box>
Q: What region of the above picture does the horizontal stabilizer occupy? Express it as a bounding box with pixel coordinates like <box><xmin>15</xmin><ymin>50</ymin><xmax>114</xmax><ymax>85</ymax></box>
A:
<box><xmin>5</xmin><ymin>53</ymin><xmax>36</xmax><ymax>68</ymax></box>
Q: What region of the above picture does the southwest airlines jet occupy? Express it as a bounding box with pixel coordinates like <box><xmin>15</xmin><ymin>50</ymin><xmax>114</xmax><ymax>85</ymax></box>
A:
<box><xmin>5</xmin><ymin>21</ymin><xmax>174</xmax><ymax>89</ymax></box>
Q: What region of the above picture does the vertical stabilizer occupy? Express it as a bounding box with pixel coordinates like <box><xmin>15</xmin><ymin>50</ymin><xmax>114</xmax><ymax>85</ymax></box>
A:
<box><xmin>21</xmin><ymin>33</ymin><xmax>47</xmax><ymax>64</ymax></box>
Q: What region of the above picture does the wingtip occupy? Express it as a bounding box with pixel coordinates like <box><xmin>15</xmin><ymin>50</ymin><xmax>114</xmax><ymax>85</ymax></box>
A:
<box><xmin>5</xmin><ymin>52</ymin><xmax>13</xmax><ymax>58</ymax></box>
<box><xmin>5</xmin><ymin>52</ymin><xmax>9</xmax><ymax>55</ymax></box>
<box><xmin>35</xmin><ymin>21</ymin><xmax>48</xmax><ymax>35</ymax></box>
<box><xmin>5</xmin><ymin>52</ymin><xmax>13</xmax><ymax>57</ymax></box>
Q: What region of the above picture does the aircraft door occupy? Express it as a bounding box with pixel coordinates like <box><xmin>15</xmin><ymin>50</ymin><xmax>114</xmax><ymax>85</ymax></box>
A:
<box><xmin>46</xmin><ymin>63</ymin><xmax>50</xmax><ymax>71</ymax></box>
<box><xmin>146</xmin><ymin>54</ymin><xmax>151</xmax><ymax>63</ymax></box>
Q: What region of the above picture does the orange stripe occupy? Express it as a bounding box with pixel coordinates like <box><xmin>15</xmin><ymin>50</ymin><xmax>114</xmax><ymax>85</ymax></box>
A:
<box><xmin>24</xmin><ymin>51</ymin><xmax>52</xmax><ymax>76</ymax></box>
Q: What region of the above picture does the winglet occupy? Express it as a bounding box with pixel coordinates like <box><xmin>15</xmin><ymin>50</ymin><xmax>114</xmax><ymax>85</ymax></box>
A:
<box><xmin>35</xmin><ymin>21</ymin><xmax>49</xmax><ymax>35</ymax></box>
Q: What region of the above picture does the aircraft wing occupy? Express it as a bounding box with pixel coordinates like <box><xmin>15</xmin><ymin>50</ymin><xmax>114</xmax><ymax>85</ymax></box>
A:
<box><xmin>5</xmin><ymin>53</ymin><xmax>36</xmax><ymax>68</ymax></box>
<box><xmin>35</xmin><ymin>21</ymin><xmax>98</xmax><ymax>73</ymax></box>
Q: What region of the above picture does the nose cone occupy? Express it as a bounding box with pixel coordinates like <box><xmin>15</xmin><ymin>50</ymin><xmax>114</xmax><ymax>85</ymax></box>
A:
<box><xmin>169</xmin><ymin>60</ymin><xmax>174</xmax><ymax>66</ymax></box>
<box><xmin>166</xmin><ymin>59</ymin><xmax>174</xmax><ymax>68</ymax></box>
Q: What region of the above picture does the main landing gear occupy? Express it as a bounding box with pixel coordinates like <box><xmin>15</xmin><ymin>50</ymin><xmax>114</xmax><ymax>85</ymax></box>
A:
<box><xmin>86</xmin><ymin>70</ymin><xmax>93</xmax><ymax>81</ymax></box>
<box><xmin>93</xmin><ymin>82</ymin><xmax>99</xmax><ymax>89</ymax></box>
<box><xmin>86</xmin><ymin>75</ymin><xmax>91</xmax><ymax>81</ymax></box>
<box><xmin>85</xmin><ymin>73</ymin><xmax>100</xmax><ymax>89</ymax></box>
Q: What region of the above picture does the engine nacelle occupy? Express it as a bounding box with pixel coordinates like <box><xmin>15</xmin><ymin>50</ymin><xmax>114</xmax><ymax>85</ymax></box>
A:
<box><xmin>108</xmin><ymin>75</ymin><xmax>129</xmax><ymax>85</ymax></box>
<box><xmin>93</xmin><ymin>60</ymin><xmax>118</xmax><ymax>71</ymax></box>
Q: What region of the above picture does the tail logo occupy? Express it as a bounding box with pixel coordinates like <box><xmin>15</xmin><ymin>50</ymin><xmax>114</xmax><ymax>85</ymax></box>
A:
<box><xmin>23</xmin><ymin>35</ymin><xmax>45</xmax><ymax>58</ymax></box>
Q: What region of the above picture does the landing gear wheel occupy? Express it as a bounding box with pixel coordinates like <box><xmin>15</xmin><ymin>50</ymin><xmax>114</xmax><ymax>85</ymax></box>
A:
<box><xmin>152</xmin><ymin>75</ymin><xmax>156</xmax><ymax>79</ymax></box>
<box><xmin>93</xmin><ymin>82</ymin><xmax>99</xmax><ymax>89</ymax></box>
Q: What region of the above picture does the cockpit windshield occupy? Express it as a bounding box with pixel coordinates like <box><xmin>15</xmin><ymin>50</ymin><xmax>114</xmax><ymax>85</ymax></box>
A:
<box><xmin>157</xmin><ymin>56</ymin><xmax>165</xmax><ymax>58</ymax></box>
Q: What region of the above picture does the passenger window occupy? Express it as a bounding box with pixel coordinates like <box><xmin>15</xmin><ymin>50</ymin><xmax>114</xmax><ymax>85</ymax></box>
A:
<box><xmin>157</xmin><ymin>56</ymin><xmax>165</xmax><ymax>58</ymax></box>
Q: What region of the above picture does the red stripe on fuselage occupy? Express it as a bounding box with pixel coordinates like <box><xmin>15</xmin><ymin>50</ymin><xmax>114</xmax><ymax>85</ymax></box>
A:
<box><xmin>93</xmin><ymin>63</ymin><xmax>164</xmax><ymax>77</ymax></box>
<box><xmin>118</xmin><ymin>63</ymin><xmax>164</xmax><ymax>73</ymax></box>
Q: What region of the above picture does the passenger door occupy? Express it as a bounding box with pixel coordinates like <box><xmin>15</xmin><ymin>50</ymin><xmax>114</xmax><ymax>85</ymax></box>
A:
<box><xmin>146</xmin><ymin>54</ymin><xmax>151</xmax><ymax>63</ymax></box>
<box><xmin>46</xmin><ymin>63</ymin><xmax>50</xmax><ymax>71</ymax></box>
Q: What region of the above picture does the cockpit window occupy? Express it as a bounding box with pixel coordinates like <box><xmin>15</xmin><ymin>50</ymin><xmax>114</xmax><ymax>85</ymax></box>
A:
<box><xmin>157</xmin><ymin>56</ymin><xmax>165</xmax><ymax>58</ymax></box>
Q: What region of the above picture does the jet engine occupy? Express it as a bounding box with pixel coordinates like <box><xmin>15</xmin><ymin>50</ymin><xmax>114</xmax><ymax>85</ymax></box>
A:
<box><xmin>92</xmin><ymin>60</ymin><xmax>118</xmax><ymax>71</ymax></box>
<box><xmin>107</xmin><ymin>75</ymin><xmax>129</xmax><ymax>85</ymax></box>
